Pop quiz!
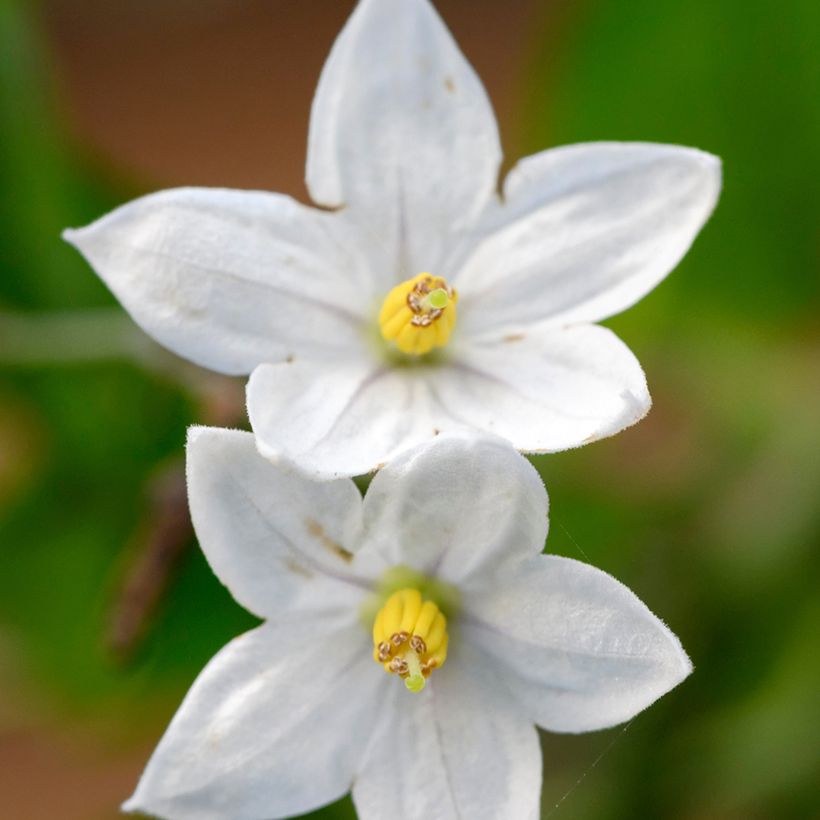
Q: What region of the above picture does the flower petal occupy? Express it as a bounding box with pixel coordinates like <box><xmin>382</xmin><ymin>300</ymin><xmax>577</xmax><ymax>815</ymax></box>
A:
<box><xmin>454</xmin><ymin>143</ymin><xmax>721</xmax><ymax>335</ymax></box>
<box><xmin>187</xmin><ymin>426</ymin><xmax>368</xmax><ymax>619</ymax></box>
<box><xmin>248</xmin><ymin>321</ymin><xmax>646</xmax><ymax>475</ymax></box>
<box><xmin>123</xmin><ymin>618</ymin><xmax>382</xmax><ymax>820</ymax></box>
<box><xmin>356</xmin><ymin>432</ymin><xmax>548</xmax><ymax>586</ymax></box>
<box><xmin>430</xmin><ymin>323</ymin><xmax>650</xmax><ymax>452</ymax></box>
<box><xmin>464</xmin><ymin>554</ymin><xmax>692</xmax><ymax>733</ymax></box>
<box><xmin>353</xmin><ymin>646</ymin><xmax>540</xmax><ymax>820</ymax></box>
<box><xmin>64</xmin><ymin>188</ymin><xmax>369</xmax><ymax>375</ymax></box>
<box><xmin>247</xmin><ymin>357</ymin><xmax>441</xmax><ymax>480</ymax></box>
<box><xmin>306</xmin><ymin>0</ymin><xmax>502</xmax><ymax>279</ymax></box>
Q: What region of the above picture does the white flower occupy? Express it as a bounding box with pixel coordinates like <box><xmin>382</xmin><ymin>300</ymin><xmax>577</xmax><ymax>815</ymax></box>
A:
<box><xmin>123</xmin><ymin>428</ymin><xmax>691</xmax><ymax>820</ymax></box>
<box><xmin>64</xmin><ymin>0</ymin><xmax>721</xmax><ymax>478</ymax></box>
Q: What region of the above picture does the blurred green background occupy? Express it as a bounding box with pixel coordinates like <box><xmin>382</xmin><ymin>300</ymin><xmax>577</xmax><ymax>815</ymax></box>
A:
<box><xmin>1</xmin><ymin>0</ymin><xmax>818</xmax><ymax>818</ymax></box>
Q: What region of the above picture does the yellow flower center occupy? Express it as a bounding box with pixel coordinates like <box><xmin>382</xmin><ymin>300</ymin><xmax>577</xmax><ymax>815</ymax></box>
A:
<box><xmin>378</xmin><ymin>273</ymin><xmax>458</xmax><ymax>356</ymax></box>
<box><xmin>372</xmin><ymin>588</ymin><xmax>449</xmax><ymax>693</ymax></box>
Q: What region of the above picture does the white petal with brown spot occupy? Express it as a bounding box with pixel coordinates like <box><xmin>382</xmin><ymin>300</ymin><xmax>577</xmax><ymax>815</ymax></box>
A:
<box><xmin>64</xmin><ymin>0</ymin><xmax>721</xmax><ymax>479</ymax></box>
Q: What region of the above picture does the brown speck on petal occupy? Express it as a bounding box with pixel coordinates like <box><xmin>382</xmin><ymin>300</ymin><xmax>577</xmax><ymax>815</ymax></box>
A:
<box><xmin>304</xmin><ymin>517</ymin><xmax>353</xmax><ymax>563</ymax></box>
<box><xmin>285</xmin><ymin>559</ymin><xmax>313</xmax><ymax>579</ymax></box>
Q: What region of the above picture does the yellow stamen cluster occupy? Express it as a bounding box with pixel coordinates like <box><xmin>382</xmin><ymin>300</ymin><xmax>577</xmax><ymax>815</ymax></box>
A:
<box><xmin>378</xmin><ymin>273</ymin><xmax>457</xmax><ymax>356</ymax></box>
<box><xmin>372</xmin><ymin>588</ymin><xmax>449</xmax><ymax>693</ymax></box>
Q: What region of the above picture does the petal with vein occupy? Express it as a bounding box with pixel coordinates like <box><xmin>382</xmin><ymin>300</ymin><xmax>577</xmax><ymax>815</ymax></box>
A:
<box><xmin>187</xmin><ymin>427</ymin><xmax>367</xmax><ymax>620</ymax></box>
<box><xmin>307</xmin><ymin>0</ymin><xmax>501</xmax><ymax>279</ymax></box>
<box><xmin>353</xmin><ymin>648</ymin><xmax>540</xmax><ymax>820</ymax></box>
<box><xmin>64</xmin><ymin>188</ymin><xmax>368</xmax><ymax>375</ymax></box>
<box><xmin>357</xmin><ymin>432</ymin><xmax>548</xmax><ymax>585</ymax></box>
<box><xmin>124</xmin><ymin>619</ymin><xmax>382</xmax><ymax>820</ymax></box>
<box><xmin>465</xmin><ymin>555</ymin><xmax>692</xmax><ymax>733</ymax></box>
<box><xmin>455</xmin><ymin>142</ymin><xmax>721</xmax><ymax>335</ymax></box>
<box><xmin>430</xmin><ymin>324</ymin><xmax>650</xmax><ymax>453</ymax></box>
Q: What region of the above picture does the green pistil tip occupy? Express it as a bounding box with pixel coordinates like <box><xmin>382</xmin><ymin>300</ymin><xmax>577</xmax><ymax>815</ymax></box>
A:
<box><xmin>405</xmin><ymin>673</ymin><xmax>426</xmax><ymax>693</ymax></box>
<box><xmin>428</xmin><ymin>288</ymin><xmax>449</xmax><ymax>309</ymax></box>
<box><xmin>404</xmin><ymin>651</ymin><xmax>426</xmax><ymax>693</ymax></box>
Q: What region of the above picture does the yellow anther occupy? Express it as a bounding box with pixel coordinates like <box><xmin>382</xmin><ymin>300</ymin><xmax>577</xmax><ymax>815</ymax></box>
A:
<box><xmin>431</xmin><ymin>634</ymin><xmax>448</xmax><ymax>668</ymax></box>
<box><xmin>382</xmin><ymin>588</ymin><xmax>403</xmax><ymax>639</ymax></box>
<box><xmin>371</xmin><ymin>607</ymin><xmax>385</xmax><ymax>649</ymax></box>
<box><xmin>412</xmin><ymin>600</ymin><xmax>440</xmax><ymax>641</ymax></box>
<box><xmin>372</xmin><ymin>588</ymin><xmax>449</xmax><ymax>693</ymax></box>
<box><xmin>425</xmin><ymin>612</ymin><xmax>447</xmax><ymax>655</ymax></box>
<box><xmin>378</xmin><ymin>273</ymin><xmax>457</xmax><ymax>356</ymax></box>
<box><xmin>398</xmin><ymin>588</ymin><xmax>422</xmax><ymax>635</ymax></box>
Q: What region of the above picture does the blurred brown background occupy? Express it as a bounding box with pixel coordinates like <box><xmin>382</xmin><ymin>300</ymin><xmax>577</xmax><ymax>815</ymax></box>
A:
<box><xmin>47</xmin><ymin>0</ymin><xmax>535</xmax><ymax>192</ymax></box>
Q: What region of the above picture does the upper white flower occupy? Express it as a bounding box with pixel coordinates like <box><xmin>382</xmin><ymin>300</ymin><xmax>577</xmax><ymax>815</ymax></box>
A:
<box><xmin>123</xmin><ymin>428</ymin><xmax>691</xmax><ymax>820</ymax></box>
<box><xmin>64</xmin><ymin>0</ymin><xmax>721</xmax><ymax>478</ymax></box>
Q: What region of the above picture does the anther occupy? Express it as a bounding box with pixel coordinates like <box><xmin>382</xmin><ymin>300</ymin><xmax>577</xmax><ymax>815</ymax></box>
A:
<box><xmin>378</xmin><ymin>273</ymin><xmax>458</xmax><ymax>356</ymax></box>
<box><xmin>421</xmin><ymin>660</ymin><xmax>438</xmax><ymax>678</ymax></box>
<box><xmin>371</xmin><ymin>588</ymin><xmax>449</xmax><ymax>693</ymax></box>
<box><xmin>388</xmin><ymin>658</ymin><xmax>409</xmax><ymax>676</ymax></box>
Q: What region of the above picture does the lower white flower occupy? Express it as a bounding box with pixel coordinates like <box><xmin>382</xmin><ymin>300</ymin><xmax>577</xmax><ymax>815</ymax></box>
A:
<box><xmin>124</xmin><ymin>429</ymin><xmax>691</xmax><ymax>820</ymax></box>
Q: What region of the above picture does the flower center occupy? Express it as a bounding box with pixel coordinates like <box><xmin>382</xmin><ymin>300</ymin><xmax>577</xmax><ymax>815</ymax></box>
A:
<box><xmin>378</xmin><ymin>273</ymin><xmax>458</xmax><ymax>356</ymax></box>
<box><xmin>372</xmin><ymin>587</ymin><xmax>449</xmax><ymax>693</ymax></box>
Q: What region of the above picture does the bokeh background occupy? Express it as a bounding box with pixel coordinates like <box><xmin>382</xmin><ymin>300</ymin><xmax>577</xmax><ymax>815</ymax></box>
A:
<box><xmin>1</xmin><ymin>0</ymin><xmax>818</xmax><ymax>818</ymax></box>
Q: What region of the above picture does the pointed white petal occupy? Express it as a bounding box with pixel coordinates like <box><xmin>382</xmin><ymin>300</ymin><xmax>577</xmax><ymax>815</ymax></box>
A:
<box><xmin>430</xmin><ymin>324</ymin><xmax>649</xmax><ymax>452</ymax></box>
<box><xmin>247</xmin><ymin>358</ymin><xmax>442</xmax><ymax>480</ymax></box>
<box><xmin>306</xmin><ymin>0</ymin><xmax>501</xmax><ymax>279</ymax></box>
<box><xmin>187</xmin><ymin>427</ymin><xmax>368</xmax><ymax>619</ymax></box>
<box><xmin>64</xmin><ymin>188</ymin><xmax>368</xmax><ymax>375</ymax></box>
<box><xmin>454</xmin><ymin>143</ymin><xmax>721</xmax><ymax>335</ymax></box>
<box><xmin>124</xmin><ymin>619</ymin><xmax>382</xmax><ymax>820</ymax></box>
<box><xmin>464</xmin><ymin>555</ymin><xmax>692</xmax><ymax>733</ymax></box>
<box><xmin>353</xmin><ymin>648</ymin><xmax>540</xmax><ymax>820</ymax></box>
<box><xmin>356</xmin><ymin>432</ymin><xmax>548</xmax><ymax>586</ymax></box>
